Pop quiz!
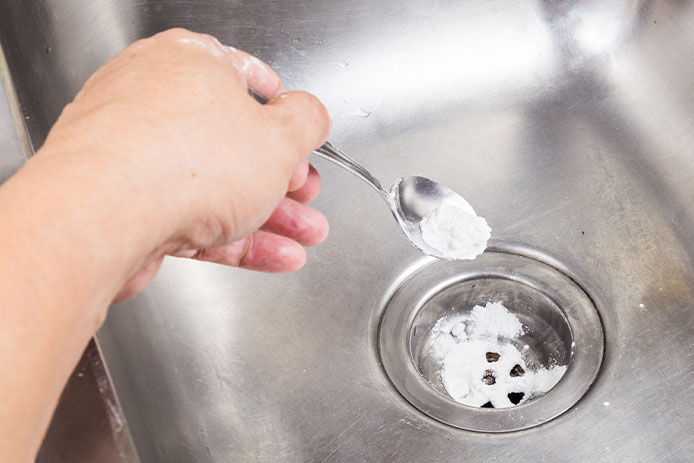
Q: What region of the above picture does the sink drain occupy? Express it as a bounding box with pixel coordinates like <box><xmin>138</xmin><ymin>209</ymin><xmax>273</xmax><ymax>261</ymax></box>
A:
<box><xmin>378</xmin><ymin>250</ymin><xmax>604</xmax><ymax>432</ymax></box>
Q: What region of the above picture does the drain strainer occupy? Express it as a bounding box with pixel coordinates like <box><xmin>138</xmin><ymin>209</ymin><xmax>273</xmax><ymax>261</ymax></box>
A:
<box><xmin>378</xmin><ymin>250</ymin><xmax>604</xmax><ymax>432</ymax></box>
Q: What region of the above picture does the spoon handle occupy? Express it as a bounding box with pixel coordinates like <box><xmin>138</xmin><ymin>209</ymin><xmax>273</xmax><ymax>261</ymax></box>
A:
<box><xmin>313</xmin><ymin>142</ymin><xmax>389</xmax><ymax>199</ymax></box>
<box><xmin>250</xmin><ymin>92</ymin><xmax>389</xmax><ymax>199</ymax></box>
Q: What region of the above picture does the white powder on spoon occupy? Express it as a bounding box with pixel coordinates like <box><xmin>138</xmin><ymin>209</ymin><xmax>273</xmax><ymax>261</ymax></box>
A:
<box><xmin>428</xmin><ymin>301</ymin><xmax>567</xmax><ymax>408</ymax></box>
<box><xmin>420</xmin><ymin>202</ymin><xmax>491</xmax><ymax>260</ymax></box>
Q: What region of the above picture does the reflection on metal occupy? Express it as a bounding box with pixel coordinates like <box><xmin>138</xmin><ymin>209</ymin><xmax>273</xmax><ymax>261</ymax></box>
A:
<box><xmin>36</xmin><ymin>342</ymin><xmax>138</xmax><ymax>463</ymax></box>
<box><xmin>0</xmin><ymin>44</ymin><xmax>32</xmax><ymax>159</ymax></box>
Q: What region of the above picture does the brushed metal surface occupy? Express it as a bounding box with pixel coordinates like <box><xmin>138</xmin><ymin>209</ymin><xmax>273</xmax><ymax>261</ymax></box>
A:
<box><xmin>2</xmin><ymin>1</ymin><xmax>694</xmax><ymax>461</ymax></box>
<box><xmin>36</xmin><ymin>342</ymin><xmax>138</xmax><ymax>463</ymax></box>
<box><xmin>0</xmin><ymin>52</ymin><xmax>24</xmax><ymax>182</ymax></box>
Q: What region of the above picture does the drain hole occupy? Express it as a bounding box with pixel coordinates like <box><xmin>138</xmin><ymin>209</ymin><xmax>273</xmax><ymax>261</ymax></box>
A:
<box><xmin>507</xmin><ymin>392</ymin><xmax>525</xmax><ymax>405</ymax></box>
<box><xmin>510</xmin><ymin>364</ymin><xmax>525</xmax><ymax>377</ymax></box>
<box><xmin>486</xmin><ymin>352</ymin><xmax>500</xmax><ymax>363</ymax></box>
<box><xmin>481</xmin><ymin>401</ymin><xmax>494</xmax><ymax>408</ymax></box>
<box><xmin>482</xmin><ymin>370</ymin><xmax>496</xmax><ymax>385</ymax></box>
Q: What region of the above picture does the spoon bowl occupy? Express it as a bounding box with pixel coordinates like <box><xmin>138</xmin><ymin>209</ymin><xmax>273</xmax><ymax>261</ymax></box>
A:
<box><xmin>313</xmin><ymin>142</ymin><xmax>479</xmax><ymax>259</ymax></box>
<box><xmin>389</xmin><ymin>175</ymin><xmax>477</xmax><ymax>259</ymax></box>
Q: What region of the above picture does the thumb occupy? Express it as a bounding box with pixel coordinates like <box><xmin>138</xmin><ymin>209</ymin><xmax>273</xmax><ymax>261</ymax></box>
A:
<box><xmin>264</xmin><ymin>91</ymin><xmax>331</xmax><ymax>160</ymax></box>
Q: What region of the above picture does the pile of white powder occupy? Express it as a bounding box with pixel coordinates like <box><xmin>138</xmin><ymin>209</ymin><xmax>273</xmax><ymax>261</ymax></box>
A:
<box><xmin>428</xmin><ymin>301</ymin><xmax>567</xmax><ymax>408</ymax></box>
<box><xmin>420</xmin><ymin>201</ymin><xmax>491</xmax><ymax>260</ymax></box>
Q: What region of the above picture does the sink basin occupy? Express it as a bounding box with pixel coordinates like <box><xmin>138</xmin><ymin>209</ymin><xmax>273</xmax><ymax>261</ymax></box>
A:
<box><xmin>2</xmin><ymin>1</ymin><xmax>694</xmax><ymax>461</ymax></box>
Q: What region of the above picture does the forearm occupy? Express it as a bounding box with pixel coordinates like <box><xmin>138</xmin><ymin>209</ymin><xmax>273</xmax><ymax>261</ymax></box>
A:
<box><xmin>0</xmin><ymin>147</ymin><xmax>159</xmax><ymax>462</ymax></box>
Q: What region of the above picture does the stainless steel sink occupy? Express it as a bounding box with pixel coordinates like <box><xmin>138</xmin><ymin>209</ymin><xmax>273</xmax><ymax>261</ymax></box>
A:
<box><xmin>2</xmin><ymin>1</ymin><xmax>694</xmax><ymax>461</ymax></box>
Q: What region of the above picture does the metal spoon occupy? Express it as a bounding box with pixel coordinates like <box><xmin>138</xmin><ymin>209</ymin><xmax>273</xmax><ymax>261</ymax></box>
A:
<box><xmin>313</xmin><ymin>142</ymin><xmax>477</xmax><ymax>258</ymax></box>
<box><xmin>251</xmin><ymin>92</ymin><xmax>477</xmax><ymax>258</ymax></box>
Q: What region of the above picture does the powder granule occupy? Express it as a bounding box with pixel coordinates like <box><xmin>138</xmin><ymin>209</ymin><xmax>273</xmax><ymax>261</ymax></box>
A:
<box><xmin>468</xmin><ymin>301</ymin><xmax>524</xmax><ymax>339</ymax></box>
<box><xmin>420</xmin><ymin>202</ymin><xmax>491</xmax><ymax>260</ymax></box>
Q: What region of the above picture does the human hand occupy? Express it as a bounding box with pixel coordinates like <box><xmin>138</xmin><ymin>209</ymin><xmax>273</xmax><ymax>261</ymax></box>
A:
<box><xmin>40</xmin><ymin>28</ymin><xmax>331</xmax><ymax>301</ymax></box>
<box><xmin>0</xmin><ymin>28</ymin><xmax>334</xmax><ymax>461</ymax></box>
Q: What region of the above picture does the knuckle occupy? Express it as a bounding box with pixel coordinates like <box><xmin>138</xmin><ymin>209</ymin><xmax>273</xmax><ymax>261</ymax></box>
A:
<box><xmin>157</xmin><ymin>27</ymin><xmax>195</xmax><ymax>41</ymax></box>
<box><xmin>266</xmin><ymin>91</ymin><xmax>332</xmax><ymax>156</ymax></box>
<box><xmin>295</xmin><ymin>91</ymin><xmax>330</xmax><ymax>129</ymax></box>
<box><xmin>310</xmin><ymin>100</ymin><xmax>331</xmax><ymax>143</ymax></box>
<box><xmin>238</xmin><ymin>235</ymin><xmax>254</xmax><ymax>268</ymax></box>
<box><xmin>287</xmin><ymin>92</ymin><xmax>331</xmax><ymax>149</ymax></box>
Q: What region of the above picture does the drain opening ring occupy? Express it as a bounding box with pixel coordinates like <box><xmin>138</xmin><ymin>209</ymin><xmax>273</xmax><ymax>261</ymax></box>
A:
<box><xmin>378</xmin><ymin>250</ymin><xmax>604</xmax><ymax>432</ymax></box>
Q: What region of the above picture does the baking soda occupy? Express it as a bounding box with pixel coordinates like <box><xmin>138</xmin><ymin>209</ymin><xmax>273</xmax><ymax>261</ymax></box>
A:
<box><xmin>428</xmin><ymin>301</ymin><xmax>567</xmax><ymax>408</ymax></box>
<box><xmin>420</xmin><ymin>202</ymin><xmax>491</xmax><ymax>260</ymax></box>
